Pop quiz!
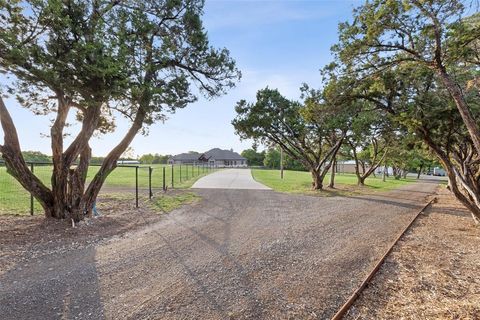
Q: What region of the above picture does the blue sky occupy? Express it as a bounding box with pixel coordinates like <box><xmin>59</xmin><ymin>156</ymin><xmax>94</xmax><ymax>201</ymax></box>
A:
<box><xmin>1</xmin><ymin>0</ymin><xmax>359</xmax><ymax>157</ymax></box>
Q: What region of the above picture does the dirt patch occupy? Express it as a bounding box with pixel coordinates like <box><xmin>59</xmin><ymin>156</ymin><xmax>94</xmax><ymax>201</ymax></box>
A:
<box><xmin>0</xmin><ymin>189</ymin><xmax>196</xmax><ymax>276</ymax></box>
<box><xmin>344</xmin><ymin>187</ymin><xmax>480</xmax><ymax>319</ymax></box>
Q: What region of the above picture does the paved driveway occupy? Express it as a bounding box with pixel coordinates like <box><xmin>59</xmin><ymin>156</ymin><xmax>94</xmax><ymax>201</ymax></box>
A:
<box><xmin>192</xmin><ymin>168</ymin><xmax>271</xmax><ymax>190</ymax></box>
<box><xmin>0</xmin><ymin>179</ymin><xmax>438</xmax><ymax>319</ymax></box>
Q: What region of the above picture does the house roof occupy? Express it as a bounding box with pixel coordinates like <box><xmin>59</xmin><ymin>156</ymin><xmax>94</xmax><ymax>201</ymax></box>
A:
<box><xmin>171</xmin><ymin>152</ymin><xmax>201</xmax><ymax>161</ymax></box>
<box><xmin>204</xmin><ymin>148</ymin><xmax>246</xmax><ymax>160</ymax></box>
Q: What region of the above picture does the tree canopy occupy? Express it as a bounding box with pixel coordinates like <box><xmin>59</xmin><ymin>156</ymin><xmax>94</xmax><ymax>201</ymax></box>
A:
<box><xmin>331</xmin><ymin>0</ymin><xmax>480</xmax><ymax>222</ymax></box>
<box><xmin>0</xmin><ymin>0</ymin><xmax>240</xmax><ymax>220</ymax></box>
<box><xmin>233</xmin><ymin>87</ymin><xmax>347</xmax><ymax>189</ymax></box>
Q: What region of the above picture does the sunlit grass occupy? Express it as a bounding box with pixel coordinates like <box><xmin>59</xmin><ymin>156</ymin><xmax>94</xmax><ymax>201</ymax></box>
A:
<box><xmin>151</xmin><ymin>192</ymin><xmax>200</xmax><ymax>212</ymax></box>
<box><xmin>0</xmin><ymin>163</ymin><xmax>215</xmax><ymax>215</ymax></box>
<box><xmin>252</xmin><ymin>169</ymin><xmax>415</xmax><ymax>195</ymax></box>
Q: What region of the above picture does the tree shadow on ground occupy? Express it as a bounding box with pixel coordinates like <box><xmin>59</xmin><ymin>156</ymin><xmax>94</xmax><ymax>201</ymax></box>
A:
<box><xmin>0</xmin><ymin>245</ymin><xmax>104</xmax><ymax>320</ymax></box>
<box><xmin>342</xmin><ymin>195</ymin><xmax>422</xmax><ymax>210</ymax></box>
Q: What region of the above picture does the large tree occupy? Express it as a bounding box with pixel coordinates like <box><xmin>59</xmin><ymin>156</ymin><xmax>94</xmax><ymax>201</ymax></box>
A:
<box><xmin>334</xmin><ymin>0</ymin><xmax>480</xmax><ymax>156</ymax></box>
<box><xmin>333</xmin><ymin>0</ymin><xmax>480</xmax><ymax>223</ymax></box>
<box><xmin>344</xmin><ymin>110</ymin><xmax>391</xmax><ymax>185</ymax></box>
<box><xmin>0</xmin><ymin>0</ymin><xmax>240</xmax><ymax>220</ymax></box>
<box><xmin>232</xmin><ymin>88</ymin><xmax>347</xmax><ymax>189</ymax></box>
<box><xmin>344</xmin><ymin>63</ymin><xmax>480</xmax><ymax>223</ymax></box>
<box><xmin>396</xmin><ymin>65</ymin><xmax>480</xmax><ymax>223</ymax></box>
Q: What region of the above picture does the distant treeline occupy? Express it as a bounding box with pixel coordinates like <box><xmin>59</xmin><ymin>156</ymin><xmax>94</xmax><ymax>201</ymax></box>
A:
<box><xmin>138</xmin><ymin>153</ymin><xmax>171</xmax><ymax>164</ymax></box>
<box><xmin>18</xmin><ymin>151</ymin><xmax>163</xmax><ymax>165</ymax></box>
<box><xmin>241</xmin><ymin>148</ymin><xmax>306</xmax><ymax>171</ymax></box>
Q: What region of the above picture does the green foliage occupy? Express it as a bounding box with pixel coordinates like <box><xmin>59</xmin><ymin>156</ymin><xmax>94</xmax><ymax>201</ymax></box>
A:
<box><xmin>0</xmin><ymin>0</ymin><xmax>240</xmax><ymax>143</ymax></box>
<box><xmin>333</xmin><ymin>0</ymin><xmax>473</xmax><ymax>71</ymax></box>
<box><xmin>232</xmin><ymin>88</ymin><xmax>345</xmax><ymax>175</ymax></box>
<box><xmin>21</xmin><ymin>151</ymin><xmax>51</xmax><ymax>163</ymax></box>
<box><xmin>262</xmin><ymin>147</ymin><xmax>306</xmax><ymax>170</ymax></box>
<box><xmin>139</xmin><ymin>153</ymin><xmax>170</xmax><ymax>164</ymax></box>
<box><xmin>0</xmin><ymin>0</ymin><xmax>240</xmax><ymax>218</ymax></box>
<box><xmin>240</xmin><ymin>149</ymin><xmax>265</xmax><ymax>166</ymax></box>
<box><xmin>263</xmin><ymin>148</ymin><xmax>280</xmax><ymax>168</ymax></box>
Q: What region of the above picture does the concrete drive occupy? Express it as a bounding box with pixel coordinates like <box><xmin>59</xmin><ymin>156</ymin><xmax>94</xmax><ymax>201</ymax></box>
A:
<box><xmin>192</xmin><ymin>168</ymin><xmax>271</xmax><ymax>190</ymax></box>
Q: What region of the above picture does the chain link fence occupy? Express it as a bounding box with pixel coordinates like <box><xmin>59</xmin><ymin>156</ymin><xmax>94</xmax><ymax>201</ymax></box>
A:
<box><xmin>0</xmin><ymin>162</ymin><xmax>218</xmax><ymax>215</ymax></box>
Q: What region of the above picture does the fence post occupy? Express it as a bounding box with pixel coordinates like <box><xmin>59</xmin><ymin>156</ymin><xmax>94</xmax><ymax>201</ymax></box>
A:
<box><xmin>171</xmin><ymin>165</ymin><xmax>174</xmax><ymax>188</ymax></box>
<box><xmin>149</xmin><ymin>167</ymin><xmax>153</xmax><ymax>199</ymax></box>
<box><xmin>163</xmin><ymin>167</ymin><xmax>166</xmax><ymax>191</ymax></box>
<box><xmin>30</xmin><ymin>163</ymin><xmax>34</xmax><ymax>215</ymax></box>
<box><xmin>187</xmin><ymin>164</ymin><xmax>189</xmax><ymax>180</ymax></box>
<box><xmin>180</xmin><ymin>164</ymin><xmax>182</xmax><ymax>182</ymax></box>
<box><xmin>135</xmin><ymin>166</ymin><xmax>139</xmax><ymax>208</ymax></box>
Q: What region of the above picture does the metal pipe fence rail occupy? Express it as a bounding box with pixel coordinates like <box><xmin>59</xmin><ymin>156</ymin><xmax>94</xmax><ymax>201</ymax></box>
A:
<box><xmin>0</xmin><ymin>162</ymin><xmax>218</xmax><ymax>216</ymax></box>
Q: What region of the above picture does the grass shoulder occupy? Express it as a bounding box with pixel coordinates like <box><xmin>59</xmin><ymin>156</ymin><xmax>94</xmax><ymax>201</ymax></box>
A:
<box><xmin>97</xmin><ymin>190</ymin><xmax>200</xmax><ymax>214</ymax></box>
<box><xmin>251</xmin><ymin>169</ymin><xmax>416</xmax><ymax>196</ymax></box>
<box><xmin>150</xmin><ymin>191</ymin><xmax>200</xmax><ymax>213</ymax></box>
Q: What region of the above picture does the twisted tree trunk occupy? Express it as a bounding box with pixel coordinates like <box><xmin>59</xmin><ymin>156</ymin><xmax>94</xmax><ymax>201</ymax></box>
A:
<box><xmin>438</xmin><ymin>70</ymin><xmax>480</xmax><ymax>157</ymax></box>
<box><xmin>0</xmin><ymin>97</ymin><xmax>54</xmax><ymax>213</ymax></box>
<box><xmin>328</xmin><ymin>156</ymin><xmax>336</xmax><ymax>188</ymax></box>
<box><xmin>349</xmin><ymin>139</ymin><xmax>387</xmax><ymax>186</ymax></box>
<box><xmin>83</xmin><ymin>108</ymin><xmax>146</xmax><ymax>214</ymax></box>
<box><xmin>420</xmin><ymin>129</ymin><xmax>480</xmax><ymax>224</ymax></box>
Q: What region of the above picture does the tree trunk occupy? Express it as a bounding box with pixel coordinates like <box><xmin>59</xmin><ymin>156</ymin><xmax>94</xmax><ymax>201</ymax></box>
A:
<box><xmin>358</xmin><ymin>176</ymin><xmax>366</xmax><ymax>186</ymax></box>
<box><xmin>0</xmin><ymin>97</ymin><xmax>53</xmax><ymax>212</ymax></box>
<box><xmin>417</xmin><ymin>164</ymin><xmax>423</xmax><ymax>179</ymax></box>
<box><xmin>445</xmin><ymin>167</ymin><xmax>480</xmax><ymax>224</ymax></box>
<box><xmin>83</xmin><ymin>108</ymin><xmax>146</xmax><ymax>213</ymax></box>
<box><xmin>438</xmin><ymin>70</ymin><xmax>480</xmax><ymax>156</ymax></box>
<box><xmin>49</xmin><ymin>96</ymin><xmax>73</xmax><ymax>219</ymax></box>
<box><xmin>349</xmin><ymin>141</ymin><xmax>363</xmax><ymax>185</ymax></box>
<box><xmin>328</xmin><ymin>156</ymin><xmax>336</xmax><ymax>188</ymax></box>
<box><xmin>382</xmin><ymin>166</ymin><xmax>386</xmax><ymax>182</ymax></box>
<box><xmin>420</xmin><ymin>128</ymin><xmax>480</xmax><ymax>224</ymax></box>
<box><xmin>66</xmin><ymin>145</ymin><xmax>92</xmax><ymax>221</ymax></box>
<box><xmin>311</xmin><ymin>170</ymin><xmax>323</xmax><ymax>190</ymax></box>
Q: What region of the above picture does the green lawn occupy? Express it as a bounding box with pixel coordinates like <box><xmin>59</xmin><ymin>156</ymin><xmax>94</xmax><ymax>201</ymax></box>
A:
<box><xmin>0</xmin><ymin>163</ymin><xmax>216</xmax><ymax>215</ymax></box>
<box><xmin>151</xmin><ymin>192</ymin><xmax>200</xmax><ymax>212</ymax></box>
<box><xmin>251</xmin><ymin>169</ymin><xmax>416</xmax><ymax>195</ymax></box>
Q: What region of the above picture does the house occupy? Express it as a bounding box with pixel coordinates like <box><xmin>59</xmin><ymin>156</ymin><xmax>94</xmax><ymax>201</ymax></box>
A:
<box><xmin>203</xmin><ymin>148</ymin><xmax>247</xmax><ymax>167</ymax></box>
<box><xmin>168</xmin><ymin>148</ymin><xmax>247</xmax><ymax>167</ymax></box>
<box><xmin>335</xmin><ymin>160</ymin><xmax>359</xmax><ymax>174</ymax></box>
<box><xmin>168</xmin><ymin>152</ymin><xmax>202</xmax><ymax>165</ymax></box>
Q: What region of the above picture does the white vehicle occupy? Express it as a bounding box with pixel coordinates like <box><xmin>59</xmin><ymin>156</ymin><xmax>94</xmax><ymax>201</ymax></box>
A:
<box><xmin>433</xmin><ymin>167</ymin><xmax>446</xmax><ymax>176</ymax></box>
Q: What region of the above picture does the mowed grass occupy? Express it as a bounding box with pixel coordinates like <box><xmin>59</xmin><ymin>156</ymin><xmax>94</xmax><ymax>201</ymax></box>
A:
<box><xmin>252</xmin><ymin>169</ymin><xmax>415</xmax><ymax>195</ymax></box>
<box><xmin>0</xmin><ymin>163</ymin><xmax>216</xmax><ymax>215</ymax></box>
<box><xmin>151</xmin><ymin>192</ymin><xmax>200</xmax><ymax>212</ymax></box>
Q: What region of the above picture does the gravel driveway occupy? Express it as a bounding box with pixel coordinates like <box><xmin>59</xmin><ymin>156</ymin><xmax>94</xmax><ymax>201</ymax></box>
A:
<box><xmin>192</xmin><ymin>168</ymin><xmax>270</xmax><ymax>190</ymax></box>
<box><xmin>0</xmin><ymin>179</ymin><xmax>438</xmax><ymax>319</ymax></box>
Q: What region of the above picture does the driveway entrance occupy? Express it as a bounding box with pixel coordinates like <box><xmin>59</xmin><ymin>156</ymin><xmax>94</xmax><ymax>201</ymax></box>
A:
<box><xmin>192</xmin><ymin>168</ymin><xmax>271</xmax><ymax>190</ymax></box>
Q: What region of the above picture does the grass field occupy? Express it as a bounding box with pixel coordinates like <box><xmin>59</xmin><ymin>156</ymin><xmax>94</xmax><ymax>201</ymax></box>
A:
<box><xmin>0</xmin><ymin>163</ymin><xmax>216</xmax><ymax>215</ymax></box>
<box><xmin>252</xmin><ymin>169</ymin><xmax>415</xmax><ymax>195</ymax></box>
